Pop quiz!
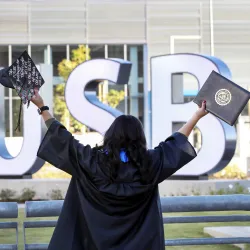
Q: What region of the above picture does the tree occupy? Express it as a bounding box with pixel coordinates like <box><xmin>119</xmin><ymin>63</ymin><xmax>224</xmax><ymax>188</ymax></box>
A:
<box><xmin>54</xmin><ymin>83</ymin><xmax>84</xmax><ymax>133</ymax></box>
<box><xmin>55</xmin><ymin>45</ymin><xmax>125</xmax><ymax>133</ymax></box>
<box><xmin>57</xmin><ymin>45</ymin><xmax>90</xmax><ymax>82</ymax></box>
<box><xmin>55</xmin><ymin>45</ymin><xmax>90</xmax><ymax>133</ymax></box>
<box><xmin>105</xmin><ymin>89</ymin><xmax>125</xmax><ymax>108</ymax></box>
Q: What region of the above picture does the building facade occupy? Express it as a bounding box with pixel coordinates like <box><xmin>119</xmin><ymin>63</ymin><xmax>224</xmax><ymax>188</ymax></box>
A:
<box><xmin>0</xmin><ymin>0</ymin><xmax>250</xmax><ymax>173</ymax></box>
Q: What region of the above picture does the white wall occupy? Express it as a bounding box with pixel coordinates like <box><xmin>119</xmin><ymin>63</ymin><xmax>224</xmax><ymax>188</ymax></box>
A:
<box><xmin>0</xmin><ymin>179</ymin><xmax>249</xmax><ymax>200</ymax></box>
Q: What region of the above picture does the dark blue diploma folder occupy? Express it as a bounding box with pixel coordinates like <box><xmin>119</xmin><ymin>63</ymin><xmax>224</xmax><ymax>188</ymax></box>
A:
<box><xmin>193</xmin><ymin>70</ymin><xmax>250</xmax><ymax>126</ymax></box>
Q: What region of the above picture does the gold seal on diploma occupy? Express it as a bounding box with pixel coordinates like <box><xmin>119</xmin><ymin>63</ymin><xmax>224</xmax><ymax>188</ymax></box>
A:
<box><xmin>215</xmin><ymin>89</ymin><xmax>232</xmax><ymax>106</ymax></box>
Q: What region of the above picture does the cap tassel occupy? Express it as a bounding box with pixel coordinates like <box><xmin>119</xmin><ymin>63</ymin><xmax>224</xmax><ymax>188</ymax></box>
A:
<box><xmin>15</xmin><ymin>100</ymin><xmax>31</xmax><ymax>132</ymax></box>
<box><xmin>15</xmin><ymin>100</ymin><xmax>22</xmax><ymax>132</ymax></box>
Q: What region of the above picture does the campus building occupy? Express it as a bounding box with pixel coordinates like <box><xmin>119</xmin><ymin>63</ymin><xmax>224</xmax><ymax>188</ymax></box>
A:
<box><xmin>0</xmin><ymin>0</ymin><xmax>250</xmax><ymax>174</ymax></box>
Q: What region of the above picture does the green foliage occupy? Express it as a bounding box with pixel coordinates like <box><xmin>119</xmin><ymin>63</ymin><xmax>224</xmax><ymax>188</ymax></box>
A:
<box><xmin>58</xmin><ymin>45</ymin><xmax>91</xmax><ymax>82</ymax></box>
<box><xmin>19</xmin><ymin>188</ymin><xmax>36</xmax><ymax>202</ymax></box>
<box><xmin>105</xmin><ymin>89</ymin><xmax>125</xmax><ymax>108</ymax></box>
<box><xmin>208</xmin><ymin>183</ymin><xmax>249</xmax><ymax>195</ymax></box>
<box><xmin>211</xmin><ymin>164</ymin><xmax>247</xmax><ymax>180</ymax></box>
<box><xmin>0</xmin><ymin>189</ymin><xmax>16</xmax><ymax>201</ymax></box>
<box><xmin>49</xmin><ymin>189</ymin><xmax>63</xmax><ymax>200</ymax></box>
<box><xmin>191</xmin><ymin>189</ymin><xmax>201</xmax><ymax>196</ymax></box>
<box><xmin>166</xmin><ymin>183</ymin><xmax>249</xmax><ymax>197</ymax></box>
<box><xmin>54</xmin><ymin>45</ymin><xmax>92</xmax><ymax>133</ymax></box>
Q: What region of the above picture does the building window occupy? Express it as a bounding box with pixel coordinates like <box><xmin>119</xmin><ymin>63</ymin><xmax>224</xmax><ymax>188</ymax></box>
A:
<box><xmin>51</xmin><ymin>45</ymin><xmax>67</xmax><ymax>76</ymax></box>
<box><xmin>108</xmin><ymin>45</ymin><xmax>124</xmax><ymax>59</ymax></box>
<box><xmin>4</xmin><ymin>99</ymin><xmax>10</xmax><ymax>137</ymax></box>
<box><xmin>0</xmin><ymin>46</ymin><xmax>9</xmax><ymax>98</ymax></box>
<box><xmin>89</xmin><ymin>45</ymin><xmax>105</xmax><ymax>58</ymax></box>
<box><xmin>0</xmin><ymin>46</ymin><xmax>8</xmax><ymax>68</ymax></box>
<box><xmin>126</xmin><ymin>45</ymin><xmax>144</xmax><ymax>123</ymax></box>
<box><xmin>31</xmin><ymin>45</ymin><xmax>47</xmax><ymax>65</ymax></box>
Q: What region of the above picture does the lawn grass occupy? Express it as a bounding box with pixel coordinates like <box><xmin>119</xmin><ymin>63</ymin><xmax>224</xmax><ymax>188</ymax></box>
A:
<box><xmin>0</xmin><ymin>209</ymin><xmax>249</xmax><ymax>250</ymax></box>
<box><xmin>164</xmin><ymin>211</ymin><xmax>250</xmax><ymax>250</ymax></box>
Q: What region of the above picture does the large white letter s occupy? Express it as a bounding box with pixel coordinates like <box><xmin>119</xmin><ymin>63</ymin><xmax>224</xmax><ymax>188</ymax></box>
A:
<box><xmin>65</xmin><ymin>59</ymin><xmax>131</xmax><ymax>135</ymax></box>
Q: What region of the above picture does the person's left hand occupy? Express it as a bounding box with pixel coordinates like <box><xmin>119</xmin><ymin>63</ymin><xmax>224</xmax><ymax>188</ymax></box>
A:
<box><xmin>31</xmin><ymin>88</ymin><xmax>44</xmax><ymax>108</ymax></box>
<box><xmin>195</xmin><ymin>100</ymin><xmax>209</xmax><ymax>119</ymax></box>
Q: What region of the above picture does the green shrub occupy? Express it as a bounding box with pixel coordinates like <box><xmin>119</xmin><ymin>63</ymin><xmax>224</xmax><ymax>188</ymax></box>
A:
<box><xmin>49</xmin><ymin>189</ymin><xmax>63</xmax><ymax>200</ymax></box>
<box><xmin>0</xmin><ymin>189</ymin><xmax>16</xmax><ymax>201</ymax></box>
<box><xmin>19</xmin><ymin>188</ymin><xmax>36</xmax><ymax>202</ymax></box>
<box><xmin>191</xmin><ymin>189</ymin><xmax>201</xmax><ymax>196</ymax></box>
<box><xmin>209</xmin><ymin>183</ymin><xmax>248</xmax><ymax>195</ymax></box>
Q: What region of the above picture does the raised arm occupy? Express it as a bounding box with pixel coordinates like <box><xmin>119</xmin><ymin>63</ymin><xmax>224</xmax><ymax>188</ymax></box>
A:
<box><xmin>178</xmin><ymin>100</ymin><xmax>208</xmax><ymax>137</ymax></box>
<box><xmin>149</xmin><ymin>101</ymin><xmax>208</xmax><ymax>184</ymax></box>
<box><xmin>31</xmin><ymin>89</ymin><xmax>93</xmax><ymax>177</ymax></box>
<box><xmin>31</xmin><ymin>89</ymin><xmax>54</xmax><ymax>123</ymax></box>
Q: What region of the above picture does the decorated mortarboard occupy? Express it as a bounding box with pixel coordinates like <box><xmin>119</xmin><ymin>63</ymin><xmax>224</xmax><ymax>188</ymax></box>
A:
<box><xmin>4</xmin><ymin>50</ymin><xmax>45</xmax><ymax>131</ymax></box>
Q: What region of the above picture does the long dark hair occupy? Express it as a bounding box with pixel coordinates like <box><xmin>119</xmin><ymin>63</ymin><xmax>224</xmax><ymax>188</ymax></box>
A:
<box><xmin>97</xmin><ymin>115</ymin><xmax>150</xmax><ymax>183</ymax></box>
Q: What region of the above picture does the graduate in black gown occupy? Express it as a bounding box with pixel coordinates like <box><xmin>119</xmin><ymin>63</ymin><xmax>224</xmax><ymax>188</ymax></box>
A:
<box><xmin>31</xmin><ymin>89</ymin><xmax>208</xmax><ymax>250</ymax></box>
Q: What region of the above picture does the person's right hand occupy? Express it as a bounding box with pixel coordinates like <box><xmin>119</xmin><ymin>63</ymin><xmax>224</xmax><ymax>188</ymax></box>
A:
<box><xmin>31</xmin><ymin>88</ymin><xmax>44</xmax><ymax>108</ymax></box>
<box><xmin>195</xmin><ymin>101</ymin><xmax>208</xmax><ymax>119</ymax></box>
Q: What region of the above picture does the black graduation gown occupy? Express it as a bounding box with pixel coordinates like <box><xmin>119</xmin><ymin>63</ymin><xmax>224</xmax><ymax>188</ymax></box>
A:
<box><xmin>37</xmin><ymin>120</ymin><xmax>197</xmax><ymax>250</ymax></box>
<box><xmin>0</xmin><ymin>68</ymin><xmax>14</xmax><ymax>89</ymax></box>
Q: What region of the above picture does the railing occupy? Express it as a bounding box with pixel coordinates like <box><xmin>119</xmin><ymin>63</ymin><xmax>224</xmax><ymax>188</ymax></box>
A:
<box><xmin>0</xmin><ymin>202</ymin><xmax>18</xmax><ymax>250</ymax></box>
<box><xmin>23</xmin><ymin>200</ymin><xmax>63</xmax><ymax>250</ymax></box>
<box><xmin>161</xmin><ymin>195</ymin><xmax>250</xmax><ymax>246</ymax></box>
<box><xmin>1</xmin><ymin>195</ymin><xmax>250</xmax><ymax>250</ymax></box>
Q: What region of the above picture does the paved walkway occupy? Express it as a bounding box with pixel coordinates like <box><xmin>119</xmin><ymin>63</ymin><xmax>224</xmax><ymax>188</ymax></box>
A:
<box><xmin>204</xmin><ymin>226</ymin><xmax>250</xmax><ymax>250</ymax></box>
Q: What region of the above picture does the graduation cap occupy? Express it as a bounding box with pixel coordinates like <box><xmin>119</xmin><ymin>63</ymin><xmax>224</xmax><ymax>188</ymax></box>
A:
<box><xmin>0</xmin><ymin>51</ymin><xmax>45</xmax><ymax>131</ymax></box>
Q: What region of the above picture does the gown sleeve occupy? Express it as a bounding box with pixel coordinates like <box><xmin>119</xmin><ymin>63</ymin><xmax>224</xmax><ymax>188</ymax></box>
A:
<box><xmin>37</xmin><ymin>120</ymin><xmax>92</xmax><ymax>177</ymax></box>
<box><xmin>0</xmin><ymin>68</ymin><xmax>14</xmax><ymax>89</ymax></box>
<box><xmin>149</xmin><ymin>132</ymin><xmax>197</xmax><ymax>184</ymax></box>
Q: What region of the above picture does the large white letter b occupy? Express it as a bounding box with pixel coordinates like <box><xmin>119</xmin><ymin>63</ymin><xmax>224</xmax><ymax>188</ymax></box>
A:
<box><xmin>151</xmin><ymin>54</ymin><xmax>237</xmax><ymax>177</ymax></box>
